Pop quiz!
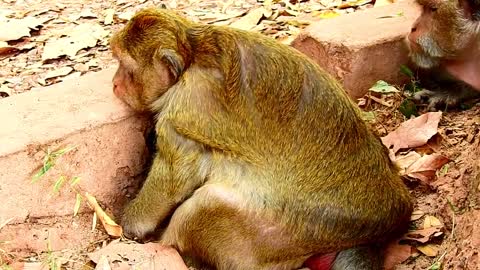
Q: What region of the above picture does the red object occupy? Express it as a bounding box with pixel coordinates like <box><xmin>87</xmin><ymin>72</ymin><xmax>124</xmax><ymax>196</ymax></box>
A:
<box><xmin>303</xmin><ymin>252</ymin><xmax>337</xmax><ymax>270</ymax></box>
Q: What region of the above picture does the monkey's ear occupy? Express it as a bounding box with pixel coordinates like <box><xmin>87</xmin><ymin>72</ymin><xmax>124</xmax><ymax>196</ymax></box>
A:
<box><xmin>154</xmin><ymin>48</ymin><xmax>185</xmax><ymax>80</ymax></box>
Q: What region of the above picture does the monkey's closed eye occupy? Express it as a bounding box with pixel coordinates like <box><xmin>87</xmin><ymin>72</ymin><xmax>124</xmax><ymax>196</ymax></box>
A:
<box><xmin>429</xmin><ymin>6</ymin><xmax>438</xmax><ymax>12</ymax></box>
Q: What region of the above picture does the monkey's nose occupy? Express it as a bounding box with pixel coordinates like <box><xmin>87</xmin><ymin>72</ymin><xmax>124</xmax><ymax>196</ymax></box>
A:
<box><xmin>411</xmin><ymin>26</ymin><xmax>417</xmax><ymax>33</ymax></box>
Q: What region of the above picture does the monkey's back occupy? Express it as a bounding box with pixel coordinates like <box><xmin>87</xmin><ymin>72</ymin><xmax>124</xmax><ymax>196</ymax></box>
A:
<box><xmin>162</xmin><ymin>24</ymin><xmax>413</xmax><ymax>250</ymax></box>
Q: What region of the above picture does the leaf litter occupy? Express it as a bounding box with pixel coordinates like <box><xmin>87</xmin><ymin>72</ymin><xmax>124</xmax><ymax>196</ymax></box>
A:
<box><xmin>362</xmin><ymin>82</ymin><xmax>480</xmax><ymax>269</ymax></box>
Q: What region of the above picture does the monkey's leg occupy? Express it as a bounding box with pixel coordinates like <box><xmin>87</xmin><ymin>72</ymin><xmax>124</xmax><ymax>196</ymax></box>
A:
<box><xmin>330</xmin><ymin>246</ymin><xmax>383</xmax><ymax>270</ymax></box>
<box><xmin>160</xmin><ymin>184</ymin><xmax>309</xmax><ymax>270</ymax></box>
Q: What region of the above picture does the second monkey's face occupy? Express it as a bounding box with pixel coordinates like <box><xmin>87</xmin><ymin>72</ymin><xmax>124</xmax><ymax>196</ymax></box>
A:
<box><xmin>407</xmin><ymin>0</ymin><xmax>479</xmax><ymax>68</ymax></box>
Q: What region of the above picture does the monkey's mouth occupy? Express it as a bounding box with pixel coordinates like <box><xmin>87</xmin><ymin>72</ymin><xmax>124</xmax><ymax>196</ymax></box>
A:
<box><xmin>405</xmin><ymin>36</ymin><xmax>422</xmax><ymax>53</ymax></box>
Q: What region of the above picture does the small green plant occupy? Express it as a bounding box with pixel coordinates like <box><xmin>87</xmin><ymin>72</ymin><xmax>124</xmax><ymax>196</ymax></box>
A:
<box><xmin>398</xmin><ymin>65</ymin><xmax>422</xmax><ymax>118</ymax></box>
<box><xmin>32</xmin><ymin>146</ymin><xmax>76</xmax><ymax>183</ymax></box>
<box><xmin>31</xmin><ymin>145</ymin><xmax>83</xmax><ymax>216</ymax></box>
<box><xmin>46</xmin><ymin>239</ymin><xmax>60</xmax><ymax>270</ymax></box>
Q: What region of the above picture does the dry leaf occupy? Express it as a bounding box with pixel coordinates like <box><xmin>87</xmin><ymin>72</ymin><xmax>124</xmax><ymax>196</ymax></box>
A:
<box><xmin>44</xmin><ymin>66</ymin><xmax>73</xmax><ymax>80</ymax></box>
<box><xmin>417</xmin><ymin>244</ymin><xmax>439</xmax><ymax>257</ymax></box>
<box><xmin>74</xmin><ymin>63</ymin><xmax>89</xmax><ymax>72</ymax></box>
<box><xmin>339</xmin><ymin>0</ymin><xmax>372</xmax><ymax>8</ymax></box>
<box><xmin>403</xmin><ymin>227</ymin><xmax>442</xmax><ymax>243</ymax></box>
<box><xmin>0</xmin><ymin>84</ymin><xmax>13</xmax><ymax>97</ymax></box>
<box><xmin>375</xmin><ymin>0</ymin><xmax>395</xmax><ymax>7</ymax></box>
<box><xmin>313</xmin><ymin>10</ymin><xmax>341</xmax><ymax>19</ymax></box>
<box><xmin>118</xmin><ymin>10</ymin><xmax>134</xmax><ymax>21</ymax></box>
<box><xmin>85</xmin><ymin>192</ymin><xmax>123</xmax><ymax>237</ymax></box>
<box><xmin>395</xmin><ymin>151</ymin><xmax>421</xmax><ymax>174</ymax></box>
<box><xmin>381</xmin><ymin>112</ymin><xmax>442</xmax><ymax>153</ymax></box>
<box><xmin>94</xmin><ymin>255</ymin><xmax>112</xmax><ymax>270</ymax></box>
<box><xmin>423</xmin><ymin>215</ymin><xmax>442</xmax><ymax>229</ymax></box>
<box><xmin>88</xmin><ymin>241</ymin><xmax>188</xmax><ymax>270</ymax></box>
<box><xmin>230</xmin><ymin>7</ymin><xmax>266</xmax><ymax>30</ymax></box>
<box><xmin>80</xmin><ymin>8</ymin><xmax>97</xmax><ymax>19</ymax></box>
<box><xmin>320</xmin><ymin>0</ymin><xmax>342</xmax><ymax>8</ymax></box>
<box><xmin>0</xmin><ymin>41</ymin><xmax>35</xmax><ymax>57</ymax></box>
<box><xmin>405</xmin><ymin>153</ymin><xmax>449</xmax><ymax>183</ymax></box>
<box><xmin>42</xmin><ymin>23</ymin><xmax>109</xmax><ymax>61</ymax></box>
<box><xmin>15</xmin><ymin>262</ymin><xmax>49</xmax><ymax>270</ymax></box>
<box><xmin>104</xmin><ymin>9</ymin><xmax>115</xmax><ymax>25</ymax></box>
<box><xmin>383</xmin><ymin>241</ymin><xmax>412</xmax><ymax>270</ymax></box>
<box><xmin>0</xmin><ymin>17</ymin><xmax>46</xmax><ymax>41</ymax></box>
<box><xmin>0</xmin><ymin>217</ymin><xmax>14</xmax><ymax>231</ymax></box>
<box><xmin>410</xmin><ymin>210</ymin><xmax>425</xmax><ymax>221</ymax></box>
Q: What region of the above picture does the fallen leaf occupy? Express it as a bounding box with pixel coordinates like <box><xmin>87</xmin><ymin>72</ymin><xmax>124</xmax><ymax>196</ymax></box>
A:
<box><xmin>15</xmin><ymin>262</ymin><xmax>48</xmax><ymax>270</ymax></box>
<box><xmin>42</xmin><ymin>23</ymin><xmax>109</xmax><ymax>60</ymax></box>
<box><xmin>374</xmin><ymin>0</ymin><xmax>395</xmax><ymax>7</ymax></box>
<box><xmin>80</xmin><ymin>8</ymin><xmax>97</xmax><ymax>19</ymax></box>
<box><xmin>423</xmin><ymin>215</ymin><xmax>442</xmax><ymax>229</ymax></box>
<box><xmin>403</xmin><ymin>227</ymin><xmax>442</xmax><ymax>243</ymax></box>
<box><xmin>383</xmin><ymin>240</ymin><xmax>411</xmax><ymax>270</ymax></box>
<box><xmin>395</xmin><ymin>151</ymin><xmax>421</xmax><ymax>174</ymax></box>
<box><xmin>381</xmin><ymin>112</ymin><xmax>442</xmax><ymax>153</ymax></box>
<box><xmin>0</xmin><ymin>41</ymin><xmax>35</xmax><ymax>57</ymax></box>
<box><xmin>312</xmin><ymin>10</ymin><xmax>341</xmax><ymax>19</ymax></box>
<box><xmin>0</xmin><ymin>217</ymin><xmax>14</xmax><ymax>231</ymax></box>
<box><xmin>369</xmin><ymin>80</ymin><xmax>400</xmax><ymax>93</ymax></box>
<box><xmin>44</xmin><ymin>66</ymin><xmax>73</xmax><ymax>80</ymax></box>
<box><xmin>339</xmin><ymin>0</ymin><xmax>372</xmax><ymax>8</ymax></box>
<box><xmin>74</xmin><ymin>63</ymin><xmax>89</xmax><ymax>72</ymax></box>
<box><xmin>94</xmin><ymin>255</ymin><xmax>111</xmax><ymax>270</ymax></box>
<box><xmin>369</xmin><ymin>95</ymin><xmax>393</xmax><ymax>107</ymax></box>
<box><xmin>104</xmin><ymin>9</ymin><xmax>115</xmax><ymax>25</ymax></box>
<box><xmin>0</xmin><ymin>84</ymin><xmax>13</xmax><ymax>98</ymax></box>
<box><xmin>118</xmin><ymin>10</ymin><xmax>134</xmax><ymax>21</ymax></box>
<box><xmin>410</xmin><ymin>210</ymin><xmax>425</xmax><ymax>221</ymax></box>
<box><xmin>319</xmin><ymin>0</ymin><xmax>342</xmax><ymax>8</ymax></box>
<box><xmin>85</xmin><ymin>192</ymin><xmax>123</xmax><ymax>237</ymax></box>
<box><xmin>416</xmin><ymin>244</ymin><xmax>439</xmax><ymax>257</ymax></box>
<box><xmin>0</xmin><ymin>41</ymin><xmax>18</xmax><ymax>56</ymax></box>
<box><xmin>405</xmin><ymin>153</ymin><xmax>449</xmax><ymax>183</ymax></box>
<box><xmin>0</xmin><ymin>17</ymin><xmax>46</xmax><ymax>41</ymax></box>
<box><xmin>86</xmin><ymin>59</ymin><xmax>99</xmax><ymax>67</ymax></box>
<box><xmin>88</xmin><ymin>240</ymin><xmax>188</xmax><ymax>270</ymax></box>
<box><xmin>230</xmin><ymin>7</ymin><xmax>266</xmax><ymax>30</ymax></box>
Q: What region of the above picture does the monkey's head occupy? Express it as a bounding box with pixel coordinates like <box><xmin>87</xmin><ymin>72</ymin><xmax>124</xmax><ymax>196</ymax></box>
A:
<box><xmin>407</xmin><ymin>0</ymin><xmax>480</xmax><ymax>68</ymax></box>
<box><xmin>110</xmin><ymin>8</ymin><xmax>193</xmax><ymax>112</ymax></box>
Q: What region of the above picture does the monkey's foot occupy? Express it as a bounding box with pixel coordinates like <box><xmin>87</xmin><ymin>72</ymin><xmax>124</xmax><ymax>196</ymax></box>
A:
<box><xmin>413</xmin><ymin>89</ymin><xmax>462</xmax><ymax>111</ymax></box>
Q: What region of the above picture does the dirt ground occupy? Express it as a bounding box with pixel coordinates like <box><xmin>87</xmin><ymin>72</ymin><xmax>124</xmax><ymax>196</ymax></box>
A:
<box><xmin>362</xmin><ymin>90</ymin><xmax>480</xmax><ymax>269</ymax></box>
<box><xmin>1</xmin><ymin>0</ymin><xmax>480</xmax><ymax>269</ymax></box>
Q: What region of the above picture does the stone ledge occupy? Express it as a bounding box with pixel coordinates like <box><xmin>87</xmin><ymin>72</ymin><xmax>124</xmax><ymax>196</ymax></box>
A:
<box><xmin>0</xmin><ymin>68</ymin><xmax>149</xmax><ymax>224</ymax></box>
<box><xmin>292</xmin><ymin>0</ymin><xmax>421</xmax><ymax>98</ymax></box>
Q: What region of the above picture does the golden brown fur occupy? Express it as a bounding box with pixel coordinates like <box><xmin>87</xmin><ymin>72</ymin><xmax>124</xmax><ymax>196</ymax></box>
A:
<box><xmin>111</xmin><ymin>8</ymin><xmax>413</xmax><ymax>270</ymax></box>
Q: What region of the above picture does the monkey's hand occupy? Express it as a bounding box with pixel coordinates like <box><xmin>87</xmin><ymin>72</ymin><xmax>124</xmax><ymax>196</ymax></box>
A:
<box><xmin>121</xmin><ymin>198</ymin><xmax>169</xmax><ymax>241</ymax></box>
<box><xmin>413</xmin><ymin>89</ymin><xmax>462</xmax><ymax>111</ymax></box>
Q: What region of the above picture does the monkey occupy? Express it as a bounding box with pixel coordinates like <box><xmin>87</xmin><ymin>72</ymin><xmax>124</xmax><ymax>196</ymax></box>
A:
<box><xmin>406</xmin><ymin>0</ymin><xmax>480</xmax><ymax>111</ymax></box>
<box><xmin>110</xmin><ymin>8</ymin><xmax>414</xmax><ymax>270</ymax></box>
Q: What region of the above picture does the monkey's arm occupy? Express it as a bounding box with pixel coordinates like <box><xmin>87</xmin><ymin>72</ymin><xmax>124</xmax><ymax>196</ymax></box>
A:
<box><xmin>121</xmin><ymin>121</ymin><xmax>207</xmax><ymax>239</ymax></box>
